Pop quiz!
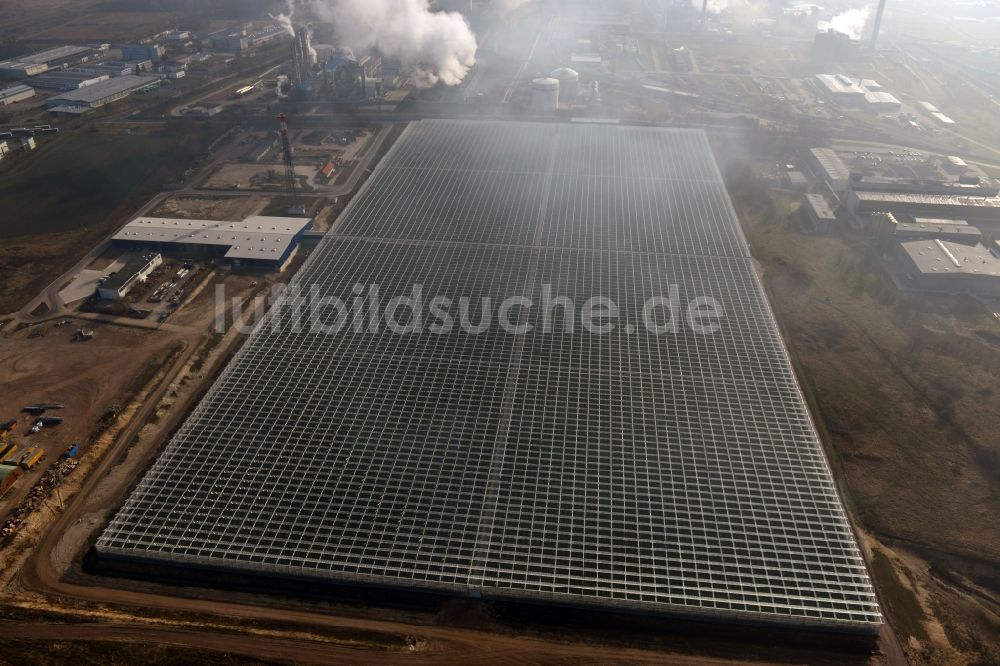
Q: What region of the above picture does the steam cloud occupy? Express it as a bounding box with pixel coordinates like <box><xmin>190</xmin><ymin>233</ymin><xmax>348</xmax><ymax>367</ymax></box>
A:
<box><xmin>691</xmin><ymin>0</ymin><xmax>730</xmax><ymax>14</ymax></box>
<box><xmin>817</xmin><ymin>6</ymin><xmax>871</xmax><ymax>40</ymax></box>
<box><xmin>491</xmin><ymin>0</ymin><xmax>531</xmax><ymax>13</ymax></box>
<box><xmin>270</xmin><ymin>0</ymin><xmax>296</xmax><ymax>36</ymax></box>
<box><xmin>310</xmin><ymin>0</ymin><xmax>478</xmax><ymax>87</ymax></box>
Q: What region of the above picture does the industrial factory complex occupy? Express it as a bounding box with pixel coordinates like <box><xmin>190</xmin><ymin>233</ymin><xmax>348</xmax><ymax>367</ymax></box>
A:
<box><xmin>95</xmin><ymin>120</ymin><xmax>882</xmax><ymax>635</ymax></box>
<box><xmin>5</xmin><ymin>0</ymin><xmax>1000</xmax><ymax>663</ymax></box>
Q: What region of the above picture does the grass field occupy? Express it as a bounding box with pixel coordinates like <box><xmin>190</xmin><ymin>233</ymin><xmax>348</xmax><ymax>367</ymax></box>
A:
<box><xmin>1</xmin><ymin>132</ymin><xmax>181</xmax><ymax>237</ymax></box>
<box><xmin>0</xmin><ymin>128</ymin><xmax>212</xmax><ymax>313</ymax></box>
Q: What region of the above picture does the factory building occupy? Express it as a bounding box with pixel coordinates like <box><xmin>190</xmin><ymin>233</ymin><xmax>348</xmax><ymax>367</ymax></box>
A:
<box><xmin>531</xmin><ymin>77</ymin><xmax>559</xmax><ymax>111</ymax></box>
<box><xmin>812</xmin><ymin>30</ymin><xmax>859</xmax><ymax>68</ymax></box>
<box><xmin>863</xmin><ymin>91</ymin><xmax>901</xmax><ymax>112</ymax></box>
<box><xmin>44</xmin><ymin>75</ymin><xmax>160</xmax><ymax>114</ymax></box>
<box><xmin>849</xmin><ymin>191</ymin><xmax>1000</xmax><ymax>233</ymax></box>
<box><xmin>29</xmin><ymin>70</ymin><xmax>110</xmax><ymax>91</ymax></box>
<box><xmin>120</xmin><ymin>43</ymin><xmax>165</xmax><ymax>63</ymax></box>
<box><xmin>801</xmin><ymin>193</ymin><xmax>838</xmax><ymax>234</ymax></box>
<box><xmin>110</xmin><ymin>215</ymin><xmax>312</xmax><ymax>271</ymax></box>
<box><xmin>815</xmin><ymin>74</ymin><xmax>866</xmax><ymax>104</ymax></box>
<box><xmin>917</xmin><ymin>101</ymin><xmax>957</xmax><ymax>126</ymax></box>
<box><xmin>0</xmin><ymin>45</ymin><xmax>101</xmax><ymax>78</ymax></box>
<box><xmin>891</xmin><ymin>239</ymin><xmax>1000</xmax><ymax>296</ymax></box>
<box><xmin>816</xmin><ymin>74</ymin><xmax>901</xmax><ymax>112</ymax></box>
<box><xmin>73</xmin><ymin>62</ymin><xmax>139</xmax><ymax>78</ymax></box>
<box><xmin>0</xmin><ymin>83</ymin><xmax>34</xmax><ymax>105</ymax></box>
<box><xmin>875</xmin><ymin>213</ymin><xmax>982</xmax><ymax>247</ymax></box>
<box><xmin>809</xmin><ymin>147</ymin><xmax>851</xmax><ymax>193</ymax></box>
<box><xmin>98</xmin><ymin>252</ymin><xmax>163</xmax><ymax>300</ymax></box>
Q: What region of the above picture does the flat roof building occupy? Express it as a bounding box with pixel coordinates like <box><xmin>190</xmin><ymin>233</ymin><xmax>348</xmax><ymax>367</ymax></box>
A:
<box><xmin>849</xmin><ymin>190</ymin><xmax>1000</xmax><ymax>225</ymax></box>
<box><xmin>863</xmin><ymin>91</ymin><xmax>901</xmax><ymax>112</ymax></box>
<box><xmin>815</xmin><ymin>74</ymin><xmax>866</xmax><ymax>102</ymax></box>
<box><xmin>98</xmin><ymin>252</ymin><xmax>163</xmax><ymax>300</ymax></box>
<box><xmin>802</xmin><ymin>193</ymin><xmax>838</xmax><ymax>233</ymax></box>
<box><xmin>892</xmin><ymin>239</ymin><xmax>1000</xmax><ymax>295</ymax></box>
<box><xmin>809</xmin><ymin>147</ymin><xmax>852</xmax><ymax>192</ymax></box>
<box><xmin>0</xmin><ymin>83</ymin><xmax>34</xmax><ymax>105</ymax></box>
<box><xmin>111</xmin><ymin>215</ymin><xmax>312</xmax><ymax>271</ymax></box>
<box><xmin>0</xmin><ymin>45</ymin><xmax>100</xmax><ymax>78</ymax></box>
<box><xmin>44</xmin><ymin>75</ymin><xmax>160</xmax><ymax>113</ymax></box>
<box><xmin>29</xmin><ymin>70</ymin><xmax>109</xmax><ymax>91</ymax></box>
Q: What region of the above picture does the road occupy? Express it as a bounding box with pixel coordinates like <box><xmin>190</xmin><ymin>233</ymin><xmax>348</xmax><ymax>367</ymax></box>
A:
<box><xmin>3</xmin><ymin>622</ymin><xmax>768</xmax><ymax>665</ymax></box>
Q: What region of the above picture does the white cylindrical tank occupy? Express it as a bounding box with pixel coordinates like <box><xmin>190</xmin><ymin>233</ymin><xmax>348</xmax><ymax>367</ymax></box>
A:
<box><xmin>549</xmin><ymin>67</ymin><xmax>579</xmax><ymax>100</ymax></box>
<box><xmin>531</xmin><ymin>77</ymin><xmax>559</xmax><ymax>111</ymax></box>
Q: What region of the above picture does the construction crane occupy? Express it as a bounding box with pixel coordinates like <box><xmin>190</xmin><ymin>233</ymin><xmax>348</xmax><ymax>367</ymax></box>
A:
<box><xmin>278</xmin><ymin>112</ymin><xmax>306</xmax><ymax>216</ymax></box>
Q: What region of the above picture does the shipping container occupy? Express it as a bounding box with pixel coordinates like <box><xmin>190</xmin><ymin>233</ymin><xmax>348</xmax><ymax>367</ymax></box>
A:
<box><xmin>1</xmin><ymin>444</ymin><xmax>18</xmax><ymax>463</ymax></box>
<box><xmin>0</xmin><ymin>465</ymin><xmax>21</xmax><ymax>497</ymax></box>
<box><xmin>20</xmin><ymin>447</ymin><xmax>44</xmax><ymax>470</ymax></box>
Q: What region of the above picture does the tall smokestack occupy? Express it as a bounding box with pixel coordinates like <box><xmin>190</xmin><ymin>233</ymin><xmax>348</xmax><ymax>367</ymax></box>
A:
<box><xmin>702</xmin><ymin>0</ymin><xmax>708</xmax><ymax>21</ymax></box>
<box><xmin>870</xmin><ymin>0</ymin><xmax>887</xmax><ymax>50</ymax></box>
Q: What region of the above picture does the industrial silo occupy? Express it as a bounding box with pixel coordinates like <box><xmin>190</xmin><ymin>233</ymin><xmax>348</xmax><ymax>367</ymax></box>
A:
<box><xmin>549</xmin><ymin>67</ymin><xmax>579</xmax><ymax>101</ymax></box>
<box><xmin>531</xmin><ymin>77</ymin><xmax>559</xmax><ymax>111</ymax></box>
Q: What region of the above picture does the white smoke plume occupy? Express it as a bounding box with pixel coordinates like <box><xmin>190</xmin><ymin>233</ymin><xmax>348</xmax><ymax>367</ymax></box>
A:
<box><xmin>817</xmin><ymin>6</ymin><xmax>871</xmax><ymax>40</ymax></box>
<box><xmin>310</xmin><ymin>0</ymin><xmax>477</xmax><ymax>88</ymax></box>
<box><xmin>691</xmin><ymin>0</ymin><xmax>729</xmax><ymax>14</ymax></box>
<box><xmin>270</xmin><ymin>0</ymin><xmax>297</xmax><ymax>36</ymax></box>
<box><xmin>491</xmin><ymin>0</ymin><xmax>531</xmax><ymax>13</ymax></box>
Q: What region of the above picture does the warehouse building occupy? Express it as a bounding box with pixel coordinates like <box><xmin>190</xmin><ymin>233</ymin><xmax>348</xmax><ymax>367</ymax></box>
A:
<box><xmin>848</xmin><ymin>190</ymin><xmax>1000</xmax><ymax>228</ymax></box>
<box><xmin>97</xmin><ymin>253</ymin><xmax>163</xmax><ymax>300</ymax></box>
<box><xmin>801</xmin><ymin>193</ymin><xmax>838</xmax><ymax>233</ymax></box>
<box><xmin>110</xmin><ymin>215</ymin><xmax>312</xmax><ymax>271</ymax></box>
<box><xmin>0</xmin><ymin>83</ymin><xmax>34</xmax><ymax>105</ymax></box>
<box><xmin>0</xmin><ymin>45</ymin><xmax>101</xmax><ymax>78</ymax></box>
<box><xmin>891</xmin><ymin>239</ymin><xmax>1000</xmax><ymax>295</ymax></box>
<box><xmin>29</xmin><ymin>70</ymin><xmax>109</xmax><ymax>91</ymax></box>
<box><xmin>44</xmin><ymin>75</ymin><xmax>160</xmax><ymax>114</ymax></box>
<box><xmin>863</xmin><ymin>90</ymin><xmax>901</xmax><ymax>112</ymax></box>
<box><xmin>815</xmin><ymin>74</ymin><xmax>866</xmax><ymax>104</ymax></box>
<box><xmin>809</xmin><ymin>147</ymin><xmax>852</xmax><ymax>192</ymax></box>
<box><xmin>876</xmin><ymin>213</ymin><xmax>981</xmax><ymax>247</ymax></box>
<box><xmin>120</xmin><ymin>43</ymin><xmax>165</xmax><ymax>63</ymax></box>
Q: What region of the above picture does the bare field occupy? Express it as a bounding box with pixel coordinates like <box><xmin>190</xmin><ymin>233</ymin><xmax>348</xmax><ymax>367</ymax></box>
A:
<box><xmin>0</xmin><ymin>321</ymin><xmax>178</xmax><ymax>518</ymax></box>
<box><xmin>29</xmin><ymin>11</ymin><xmax>174</xmax><ymax>42</ymax></box>
<box><xmin>148</xmin><ymin>195</ymin><xmax>269</xmax><ymax>221</ymax></box>
<box><xmin>727</xmin><ymin>164</ymin><xmax>1000</xmax><ymax>666</ymax></box>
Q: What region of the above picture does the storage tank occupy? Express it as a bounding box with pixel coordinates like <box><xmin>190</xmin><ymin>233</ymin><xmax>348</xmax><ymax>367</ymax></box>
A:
<box><xmin>531</xmin><ymin>77</ymin><xmax>559</xmax><ymax>111</ymax></box>
<box><xmin>549</xmin><ymin>67</ymin><xmax>579</xmax><ymax>101</ymax></box>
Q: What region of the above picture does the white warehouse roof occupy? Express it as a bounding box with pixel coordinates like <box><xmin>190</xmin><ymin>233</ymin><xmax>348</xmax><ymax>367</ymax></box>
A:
<box><xmin>113</xmin><ymin>215</ymin><xmax>312</xmax><ymax>261</ymax></box>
